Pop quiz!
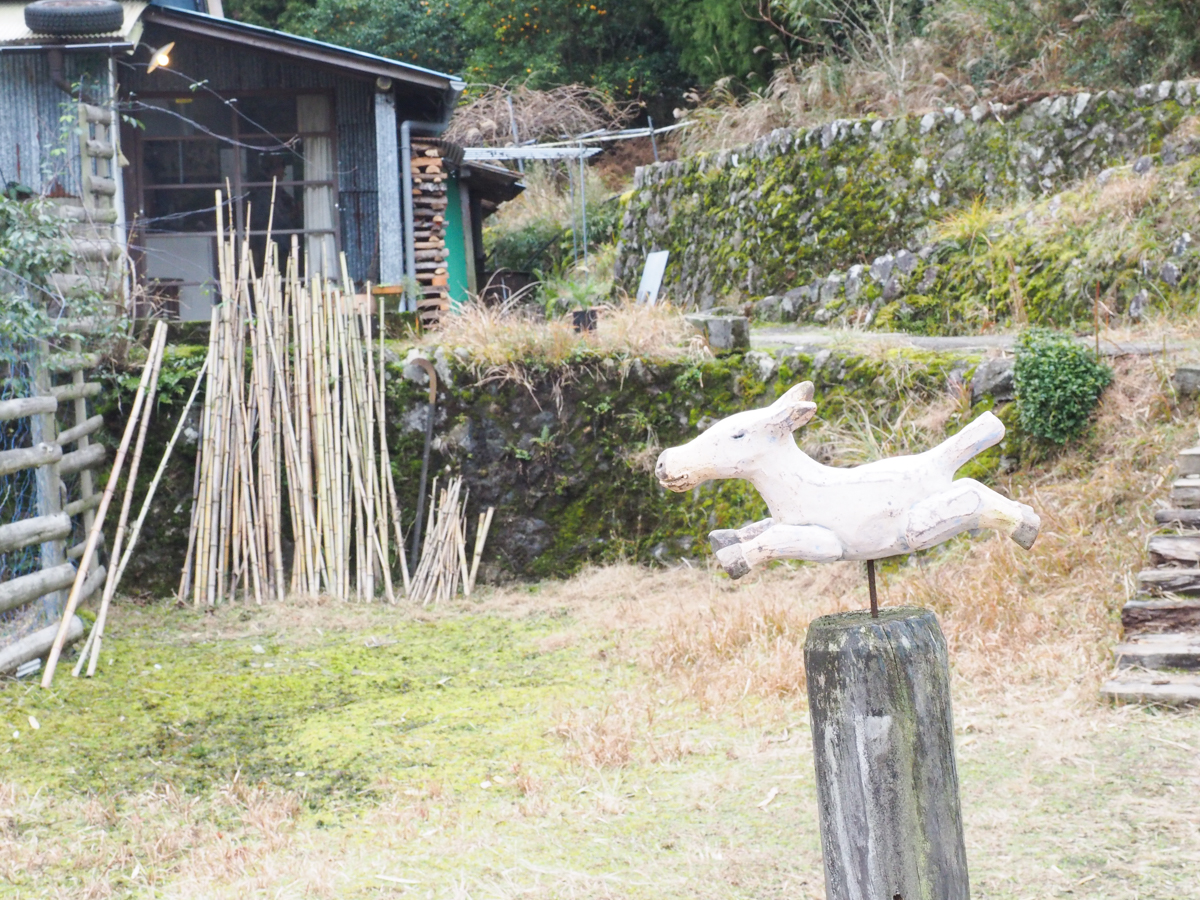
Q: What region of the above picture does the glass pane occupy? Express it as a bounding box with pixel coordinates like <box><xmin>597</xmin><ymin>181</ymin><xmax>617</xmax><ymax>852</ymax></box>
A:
<box><xmin>241</xmin><ymin>141</ymin><xmax>307</xmax><ymax>184</ymax></box>
<box><xmin>137</xmin><ymin>96</ymin><xmax>233</xmax><ymax>138</ymax></box>
<box><xmin>244</xmin><ymin>182</ymin><xmax>304</xmax><ymax>233</ymax></box>
<box><xmin>142</xmin><ymin>140</ymin><xmax>225</xmax><ymax>186</ymax></box>
<box><xmin>236</xmin><ymin>95</ymin><xmax>298</xmax><ymax>138</ymax></box>
<box><xmin>144</xmin><ymin>188</ymin><xmax>223</xmax><ymax>232</ymax></box>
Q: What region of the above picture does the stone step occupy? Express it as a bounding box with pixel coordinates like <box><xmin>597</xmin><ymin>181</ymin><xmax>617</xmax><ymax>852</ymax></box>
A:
<box><xmin>1148</xmin><ymin>534</ymin><xmax>1200</xmax><ymax>566</ymax></box>
<box><xmin>1113</xmin><ymin>632</ymin><xmax>1200</xmax><ymax>669</ymax></box>
<box><xmin>1179</xmin><ymin>447</ymin><xmax>1200</xmax><ymax>476</ymax></box>
<box><xmin>1122</xmin><ymin>596</ymin><xmax>1200</xmax><ymax>634</ymax></box>
<box><xmin>1170</xmin><ymin>476</ymin><xmax>1200</xmax><ymax>508</ymax></box>
<box><xmin>1137</xmin><ymin>567</ymin><xmax>1200</xmax><ymax>595</ymax></box>
<box><xmin>1101</xmin><ymin>671</ymin><xmax>1200</xmax><ymax>705</ymax></box>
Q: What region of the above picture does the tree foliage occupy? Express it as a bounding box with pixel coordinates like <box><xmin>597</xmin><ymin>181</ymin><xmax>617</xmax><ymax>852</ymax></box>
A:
<box><xmin>652</xmin><ymin>0</ymin><xmax>785</xmax><ymax>84</ymax></box>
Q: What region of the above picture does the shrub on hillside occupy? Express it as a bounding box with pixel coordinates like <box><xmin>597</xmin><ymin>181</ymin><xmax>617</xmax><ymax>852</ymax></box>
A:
<box><xmin>1013</xmin><ymin>327</ymin><xmax>1112</xmax><ymax>444</ymax></box>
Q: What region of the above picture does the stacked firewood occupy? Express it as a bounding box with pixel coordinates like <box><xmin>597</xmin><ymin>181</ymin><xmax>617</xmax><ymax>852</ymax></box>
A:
<box><xmin>411</xmin><ymin>140</ymin><xmax>451</xmax><ymax>328</ymax></box>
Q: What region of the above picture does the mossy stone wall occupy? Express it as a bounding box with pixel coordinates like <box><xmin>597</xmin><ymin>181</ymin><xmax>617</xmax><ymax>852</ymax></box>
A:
<box><xmin>110</xmin><ymin>344</ymin><xmax>999</xmax><ymax>594</ymax></box>
<box><xmin>615</xmin><ymin>81</ymin><xmax>1198</xmax><ymax>306</ymax></box>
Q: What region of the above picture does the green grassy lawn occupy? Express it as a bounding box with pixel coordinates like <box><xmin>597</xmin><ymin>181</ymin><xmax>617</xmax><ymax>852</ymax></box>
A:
<box><xmin>2</xmin><ymin>566</ymin><xmax>1199</xmax><ymax>899</ymax></box>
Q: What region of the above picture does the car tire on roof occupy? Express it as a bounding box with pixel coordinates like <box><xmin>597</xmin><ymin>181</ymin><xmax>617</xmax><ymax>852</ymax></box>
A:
<box><xmin>24</xmin><ymin>0</ymin><xmax>125</xmax><ymax>36</ymax></box>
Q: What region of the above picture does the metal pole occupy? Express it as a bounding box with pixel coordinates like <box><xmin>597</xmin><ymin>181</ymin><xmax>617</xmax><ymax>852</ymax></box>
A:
<box><xmin>506</xmin><ymin>94</ymin><xmax>524</xmax><ymax>174</ymax></box>
<box><xmin>579</xmin><ymin>145</ymin><xmax>588</xmax><ymax>269</ymax></box>
<box><xmin>647</xmin><ymin>115</ymin><xmax>659</xmax><ymax>162</ymax></box>
<box><xmin>867</xmin><ymin>558</ymin><xmax>879</xmax><ymax>617</ymax></box>
<box><xmin>566</xmin><ymin>159</ymin><xmax>578</xmax><ymax>267</ymax></box>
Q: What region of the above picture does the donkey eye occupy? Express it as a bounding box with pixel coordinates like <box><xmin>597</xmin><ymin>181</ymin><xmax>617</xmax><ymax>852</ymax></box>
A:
<box><xmin>732</xmin><ymin>431</ymin><xmax>746</xmax><ymax>439</ymax></box>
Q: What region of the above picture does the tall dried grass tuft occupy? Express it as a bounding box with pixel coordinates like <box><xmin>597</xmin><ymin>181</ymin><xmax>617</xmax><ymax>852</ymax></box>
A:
<box><xmin>445</xmin><ymin>84</ymin><xmax>634</xmax><ymax>147</ymax></box>
<box><xmin>431</xmin><ymin>296</ymin><xmax>701</xmax><ymax>378</ymax></box>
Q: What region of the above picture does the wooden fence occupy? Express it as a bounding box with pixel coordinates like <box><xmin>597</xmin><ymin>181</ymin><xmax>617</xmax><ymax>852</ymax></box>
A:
<box><xmin>0</xmin><ymin>339</ymin><xmax>106</xmax><ymax>674</ymax></box>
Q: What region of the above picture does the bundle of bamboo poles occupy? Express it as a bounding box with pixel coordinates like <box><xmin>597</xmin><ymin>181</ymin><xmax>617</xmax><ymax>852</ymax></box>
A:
<box><xmin>409</xmin><ymin>475</ymin><xmax>494</xmax><ymax>607</ymax></box>
<box><xmin>180</xmin><ymin>193</ymin><xmax>406</xmax><ymax>604</ymax></box>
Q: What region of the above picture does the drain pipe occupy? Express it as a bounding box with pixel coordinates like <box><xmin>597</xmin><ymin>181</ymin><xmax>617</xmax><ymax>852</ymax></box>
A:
<box><xmin>47</xmin><ymin>48</ymin><xmax>96</xmax><ymax>103</ymax></box>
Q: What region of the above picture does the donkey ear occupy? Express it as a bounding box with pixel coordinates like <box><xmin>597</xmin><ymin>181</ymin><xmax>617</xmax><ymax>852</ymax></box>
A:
<box><xmin>766</xmin><ymin>381</ymin><xmax>817</xmax><ymax>433</ymax></box>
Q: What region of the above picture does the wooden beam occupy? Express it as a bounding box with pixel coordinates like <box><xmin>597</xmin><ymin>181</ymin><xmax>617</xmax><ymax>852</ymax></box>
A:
<box><xmin>0</xmin><ymin>514</ymin><xmax>73</xmax><ymax>555</ymax></box>
<box><xmin>56</xmin><ymin>414</ymin><xmax>105</xmax><ymax>447</ymax></box>
<box><xmin>59</xmin><ymin>442</ymin><xmax>107</xmax><ymax>477</ymax></box>
<box><xmin>0</xmin><ymin>443</ymin><xmax>62</xmax><ymax>477</ymax></box>
<box><xmin>1138</xmin><ymin>568</ymin><xmax>1200</xmax><ymax>595</ymax></box>
<box><xmin>64</xmin><ymin>493</ymin><xmax>103</xmax><ymax>517</ymax></box>
<box><xmin>1123</xmin><ymin>597</ymin><xmax>1200</xmax><ymax>635</ymax></box>
<box><xmin>0</xmin><ymin>616</ymin><xmax>85</xmax><ymax>676</ymax></box>
<box><xmin>0</xmin><ymin>397</ymin><xmax>57</xmax><ymax>422</ymax></box>
<box><xmin>1154</xmin><ymin>508</ymin><xmax>1200</xmax><ymax>527</ymax></box>
<box><xmin>50</xmin><ymin>382</ymin><xmax>102</xmax><ymax>402</ymax></box>
<box><xmin>0</xmin><ymin>563</ymin><xmax>77</xmax><ymax>615</ymax></box>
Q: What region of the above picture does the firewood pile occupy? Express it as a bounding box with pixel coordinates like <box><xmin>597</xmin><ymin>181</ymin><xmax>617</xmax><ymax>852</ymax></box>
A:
<box><xmin>411</xmin><ymin>140</ymin><xmax>451</xmax><ymax>328</ymax></box>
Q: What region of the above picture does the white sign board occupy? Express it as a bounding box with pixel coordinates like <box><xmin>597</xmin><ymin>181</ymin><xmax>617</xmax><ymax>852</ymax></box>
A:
<box><xmin>636</xmin><ymin>250</ymin><xmax>670</xmax><ymax>305</ymax></box>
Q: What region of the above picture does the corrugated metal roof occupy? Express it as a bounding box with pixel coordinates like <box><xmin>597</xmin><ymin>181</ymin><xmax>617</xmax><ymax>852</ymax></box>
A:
<box><xmin>0</xmin><ymin>1</ymin><xmax>147</xmax><ymax>45</ymax></box>
<box><xmin>143</xmin><ymin>5</ymin><xmax>461</xmax><ymax>91</ymax></box>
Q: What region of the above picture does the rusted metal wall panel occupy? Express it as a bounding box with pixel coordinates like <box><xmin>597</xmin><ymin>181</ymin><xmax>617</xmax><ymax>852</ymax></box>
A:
<box><xmin>0</xmin><ymin>52</ymin><xmax>106</xmax><ymax>197</ymax></box>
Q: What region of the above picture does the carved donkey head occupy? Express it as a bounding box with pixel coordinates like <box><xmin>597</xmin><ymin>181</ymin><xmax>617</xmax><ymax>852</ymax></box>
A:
<box><xmin>655</xmin><ymin>382</ymin><xmax>817</xmax><ymax>492</ymax></box>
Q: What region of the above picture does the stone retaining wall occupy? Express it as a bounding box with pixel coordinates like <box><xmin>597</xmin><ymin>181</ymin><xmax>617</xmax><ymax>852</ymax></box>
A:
<box><xmin>615</xmin><ymin>81</ymin><xmax>1200</xmax><ymax>307</ymax></box>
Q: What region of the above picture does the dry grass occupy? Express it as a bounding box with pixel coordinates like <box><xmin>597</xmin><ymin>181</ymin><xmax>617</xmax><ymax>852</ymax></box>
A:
<box><xmin>430</xmin><ymin>295</ymin><xmax>702</xmax><ymax>379</ymax></box>
<box><xmin>444</xmin><ymin>84</ymin><xmax>634</xmax><ymax>147</ymax></box>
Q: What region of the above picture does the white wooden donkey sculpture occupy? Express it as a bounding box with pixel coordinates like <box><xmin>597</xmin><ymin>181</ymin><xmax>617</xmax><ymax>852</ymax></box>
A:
<box><xmin>655</xmin><ymin>381</ymin><xmax>1039</xmax><ymax>578</ymax></box>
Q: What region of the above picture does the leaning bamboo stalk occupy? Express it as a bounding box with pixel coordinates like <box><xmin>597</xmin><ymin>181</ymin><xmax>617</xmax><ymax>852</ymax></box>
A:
<box><xmin>467</xmin><ymin>507</ymin><xmax>495</xmax><ymax>596</ymax></box>
<box><xmin>76</xmin><ymin>341</ymin><xmax>201</xmax><ymax>676</ymax></box>
<box><xmin>41</xmin><ymin>320</ymin><xmax>169</xmax><ymax>688</ymax></box>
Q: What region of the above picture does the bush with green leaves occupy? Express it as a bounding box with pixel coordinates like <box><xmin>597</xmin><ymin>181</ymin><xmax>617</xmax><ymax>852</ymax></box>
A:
<box><xmin>1013</xmin><ymin>327</ymin><xmax>1113</xmax><ymax>445</ymax></box>
<box><xmin>0</xmin><ymin>193</ymin><xmax>74</xmax><ymax>343</ymax></box>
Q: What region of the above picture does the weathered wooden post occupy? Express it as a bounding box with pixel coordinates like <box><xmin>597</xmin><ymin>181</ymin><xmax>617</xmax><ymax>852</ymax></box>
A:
<box><xmin>805</xmin><ymin>607</ymin><xmax>967</xmax><ymax>900</ymax></box>
<box><xmin>655</xmin><ymin>380</ymin><xmax>1042</xmax><ymax>897</ymax></box>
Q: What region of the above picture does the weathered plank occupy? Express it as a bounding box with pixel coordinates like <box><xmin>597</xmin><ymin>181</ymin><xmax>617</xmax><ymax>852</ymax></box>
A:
<box><xmin>1170</xmin><ymin>478</ymin><xmax>1200</xmax><ymax>508</ymax></box>
<box><xmin>1148</xmin><ymin>535</ymin><xmax>1200</xmax><ymax>566</ymax></box>
<box><xmin>1179</xmin><ymin>448</ymin><xmax>1200</xmax><ymax>477</ymax></box>
<box><xmin>1138</xmin><ymin>568</ymin><xmax>1200</xmax><ymax>595</ymax></box>
<box><xmin>67</xmin><ymin>532</ymin><xmax>104</xmax><ymax>560</ymax></box>
<box><xmin>0</xmin><ymin>443</ymin><xmax>63</xmax><ymax>477</ymax></box>
<box><xmin>0</xmin><ymin>563</ymin><xmax>77</xmax><ymax>614</ymax></box>
<box><xmin>805</xmin><ymin>607</ymin><xmax>969</xmax><ymax>900</ymax></box>
<box><xmin>0</xmin><ymin>616</ymin><xmax>84</xmax><ymax>676</ymax></box>
<box><xmin>0</xmin><ymin>514</ymin><xmax>72</xmax><ymax>554</ymax></box>
<box><xmin>1114</xmin><ymin>633</ymin><xmax>1200</xmax><ymax>669</ymax></box>
<box><xmin>1122</xmin><ymin>597</ymin><xmax>1200</xmax><ymax>634</ymax></box>
<box><xmin>0</xmin><ymin>397</ymin><xmax>56</xmax><ymax>422</ymax></box>
<box><xmin>1154</xmin><ymin>508</ymin><xmax>1200</xmax><ymax>528</ymax></box>
<box><xmin>56</xmin><ymin>414</ymin><xmax>104</xmax><ymax>447</ymax></box>
<box><xmin>58</xmin><ymin>442</ymin><xmax>107</xmax><ymax>477</ymax></box>
<box><xmin>1101</xmin><ymin>672</ymin><xmax>1200</xmax><ymax>705</ymax></box>
<box><xmin>49</xmin><ymin>382</ymin><xmax>101</xmax><ymax>402</ymax></box>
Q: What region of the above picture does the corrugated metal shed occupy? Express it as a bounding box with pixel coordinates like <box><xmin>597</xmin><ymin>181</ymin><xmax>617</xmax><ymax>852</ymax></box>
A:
<box><xmin>0</xmin><ymin>51</ymin><xmax>109</xmax><ymax>195</ymax></box>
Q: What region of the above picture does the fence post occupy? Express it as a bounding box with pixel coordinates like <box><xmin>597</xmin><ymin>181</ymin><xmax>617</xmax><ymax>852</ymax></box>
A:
<box><xmin>805</xmin><ymin>607</ymin><xmax>969</xmax><ymax>900</ymax></box>
<box><xmin>29</xmin><ymin>345</ymin><xmax>66</xmax><ymax>625</ymax></box>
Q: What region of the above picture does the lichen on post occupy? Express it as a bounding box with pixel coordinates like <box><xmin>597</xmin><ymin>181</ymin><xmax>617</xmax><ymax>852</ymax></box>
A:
<box><xmin>805</xmin><ymin>607</ymin><xmax>968</xmax><ymax>900</ymax></box>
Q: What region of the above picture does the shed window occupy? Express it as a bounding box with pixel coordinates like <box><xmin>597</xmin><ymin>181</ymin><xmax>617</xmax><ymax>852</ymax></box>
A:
<box><xmin>134</xmin><ymin>91</ymin><xmax>337</xmax><ymax>320</ymax></box>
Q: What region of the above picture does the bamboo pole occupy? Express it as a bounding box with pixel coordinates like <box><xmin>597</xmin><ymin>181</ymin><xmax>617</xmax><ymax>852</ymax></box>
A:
<box><xmin>76</xmin><ymin>351</ymin><xmax>208</xmax><ymax>677</ymax></box>
<box><xmin>41</xmin><ymin>320</ymin><xmax>169</xmax><ymax>688</ymax></box>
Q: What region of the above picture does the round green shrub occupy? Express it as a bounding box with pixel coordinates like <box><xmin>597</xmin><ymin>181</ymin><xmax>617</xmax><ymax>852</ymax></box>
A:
<box><xmin>1013</xmin><ymin>327</ymin><xmax>1113</xmax><ymax>444</ymax></box>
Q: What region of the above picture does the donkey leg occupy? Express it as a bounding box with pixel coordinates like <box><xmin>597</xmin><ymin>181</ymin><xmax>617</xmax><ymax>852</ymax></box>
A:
<box><xmin>715</xmin><ymin>524</ymin><xmax>843</xmax><ymax>579</ymax></box>
<box><xmin>905</xmin><ymin>478</ymin><xmax>1040</xmax><ymax>551</ymax></box>
<box><xmin>709</xmin><ymin>518</ymin><xmax>774</xmax><ymax>553</ymax></box>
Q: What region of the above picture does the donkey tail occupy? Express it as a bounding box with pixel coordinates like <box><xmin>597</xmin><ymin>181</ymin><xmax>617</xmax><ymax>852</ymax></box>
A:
<box><xmin>938</xmin><ymin>411</ymin><xmax>1005</xmax><ymax>474</ymax></box>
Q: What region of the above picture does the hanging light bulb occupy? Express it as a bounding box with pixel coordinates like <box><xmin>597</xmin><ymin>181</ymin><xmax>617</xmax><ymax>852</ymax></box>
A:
<box><xmin>147</xmin><ymin>42</ymin><xmax>175</xmax><ymax>73</ymax></box>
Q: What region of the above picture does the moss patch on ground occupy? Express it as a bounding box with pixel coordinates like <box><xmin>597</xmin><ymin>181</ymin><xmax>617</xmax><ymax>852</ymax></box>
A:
<box><xmin>2</xmin><ymin>603</ymin><xmax>617</xmax><ymax>803</ymax></box>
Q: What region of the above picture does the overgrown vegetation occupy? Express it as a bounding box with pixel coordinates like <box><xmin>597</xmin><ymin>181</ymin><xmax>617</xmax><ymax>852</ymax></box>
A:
<box><xmin>1013</xmin><ymin>327</ymin><xmax>1112</xmax><ymax>444</ymax></box>
<box><xmin>0</xmin><ymin>194</ymin><xmax>97</xmax><ymax>344</ymax></box>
